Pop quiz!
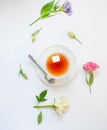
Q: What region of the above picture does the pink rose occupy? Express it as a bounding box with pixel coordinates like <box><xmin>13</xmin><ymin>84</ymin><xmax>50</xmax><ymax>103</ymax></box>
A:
<box><xmin>83</xmin><ymin>62</ymin><xmax>100</xmax><ymax>72</ymax></box>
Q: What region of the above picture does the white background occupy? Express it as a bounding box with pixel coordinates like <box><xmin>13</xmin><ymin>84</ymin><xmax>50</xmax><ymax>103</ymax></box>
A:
<box><xmin>0</xmin><ymin>0</ymin><xmax>107</xmax><ymax>130</ymax></box>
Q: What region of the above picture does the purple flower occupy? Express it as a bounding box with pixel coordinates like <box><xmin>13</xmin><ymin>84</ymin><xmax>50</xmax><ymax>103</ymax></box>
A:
<box><xmin>63</xmin><ymin>1</ymin><xmax>72</xmax><ymax>15</ymax></box>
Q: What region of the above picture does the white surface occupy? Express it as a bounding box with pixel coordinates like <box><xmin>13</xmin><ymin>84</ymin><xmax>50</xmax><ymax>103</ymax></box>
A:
<box><xmin>0</xmin><ymin>0</ymin><xmax>107</xmax><ymax>130</ymax></box>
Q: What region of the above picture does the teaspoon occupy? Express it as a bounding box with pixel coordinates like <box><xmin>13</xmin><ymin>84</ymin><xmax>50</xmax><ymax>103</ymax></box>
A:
<box><xmin>28</xmin><ymin>54</ymin><xmax>55</xmax><ymax>84</ymax></box>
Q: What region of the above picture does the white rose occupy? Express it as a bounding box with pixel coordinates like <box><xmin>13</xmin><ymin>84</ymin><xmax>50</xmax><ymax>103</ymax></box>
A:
<box><xmin>54</xmin><ymin>97</ymin><xmax>69</xmax><ymax>115</ymax></box>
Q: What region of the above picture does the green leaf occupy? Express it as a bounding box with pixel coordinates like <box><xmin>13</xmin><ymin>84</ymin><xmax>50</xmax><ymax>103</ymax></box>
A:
<box><xmin>32</xmin><ymin>28</ymin><xmax>42</xmax><ymax>36</ymax></box>
<box><xmin>19</xmin><ymin>64</ymin><xmax>28</xmax><ymax>80</ymax></box>
<box><xmin>86</xmin><ymin>77</ymin><xmax>89</xmax><ymax>85</ymax></box>
<box><xmin>36</xmin><ymin>96</ymin><xmax>40</xmax><ymax>102</ymax></box>
<box><xmin>89</xmin><ymin>72</ymin><xmax>94</xmax><ymax>87</ymax></box>
<box><xmin>32</xmin><ymin>28</ymin><xmax>42</xmax><ymax>43</ymax></box>
<box><xmin>39</xmin><ymin>90</ymin><xmax>47</xmax><ymax>99</ymax></box>
<box><xmin>37</xmin><ymin>111</ymin><xmax>42</xmax><ymax>124</ymax></box>
<box><xmin>40</xmin><ymin>0</ymin><xmax>55</xmax><ymax>18</ymax></box>
<box><xmin>36</xmin><ymin>90</ymin><xmax>47</xmax><ymax>103</ymax></box>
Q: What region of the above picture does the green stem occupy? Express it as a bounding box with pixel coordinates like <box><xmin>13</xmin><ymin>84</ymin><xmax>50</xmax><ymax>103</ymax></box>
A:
<box><xmin>90</xmin><ymin>86</ymin><xmax>91</xmax><ymax>94</ymax></box>
<box><xmin>53</xmin><ymin>8</ymin><xmax>63</xmax><ymax>13</ymax></box>
<box><xmin>33</xmin><ymin>104</ymin><xmax>57</xmax><ymax>109</ymax></box>
<box><xmin>29</xmin><ymin>17</ymin><xmax>41</xmax><ymax>26</ymax></box>
<box><xmin>75</xmin><ymin>37</ymin><xmax>82</xmax><ymax>44</ymax></box>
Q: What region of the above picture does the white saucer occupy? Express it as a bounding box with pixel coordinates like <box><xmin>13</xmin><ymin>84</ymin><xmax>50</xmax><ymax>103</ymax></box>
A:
<box><xmin>36</xmin><ymin>45</ymin><xmax>78</xmax><ymax>86</ymax></box>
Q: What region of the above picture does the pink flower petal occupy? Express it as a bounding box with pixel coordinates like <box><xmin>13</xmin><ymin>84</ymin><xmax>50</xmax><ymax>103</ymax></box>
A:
<box><xmin>83</xmin><ymin>62</ymin><xmax>100</xmax><ymax>72</ymax></box>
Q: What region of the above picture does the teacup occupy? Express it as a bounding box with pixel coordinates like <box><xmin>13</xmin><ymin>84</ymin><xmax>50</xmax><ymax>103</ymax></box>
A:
<box><xmin>37</xmin><ymin>45</ymin><xmax>78</xmax><ymax>86</ymax></box>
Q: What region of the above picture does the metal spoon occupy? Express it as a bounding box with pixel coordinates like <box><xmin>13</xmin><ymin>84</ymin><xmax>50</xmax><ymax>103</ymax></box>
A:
<box><xmin>28</xmin><ymin>54</ymin><xmax>55</xmax><ymax>84</ymax></box>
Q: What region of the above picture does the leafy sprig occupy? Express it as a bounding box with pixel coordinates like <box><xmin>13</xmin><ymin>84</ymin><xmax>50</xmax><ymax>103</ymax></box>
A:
<box><xmin>19</xmin><ymin>64</ymin><xmax>28</xmax><ymax>80</ymax></box>
<box><xmin>29</xmin><ymin>0</ymin><xmax>56</xmax><ymax>26</ymax></box>
<box><xmin>29</xmin><ymin>0</ymin><xmax>72</xmax><ymax>26</ymax></box>
<box><xmin>31</xmin><ymin>28</ymin><xmax>42</xmax><ymax>43</ymax></box>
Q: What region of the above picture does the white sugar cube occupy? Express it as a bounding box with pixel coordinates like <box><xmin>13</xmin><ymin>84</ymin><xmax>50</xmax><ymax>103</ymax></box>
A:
<box><xmin>52</xmin><ymin>55</ymin><xmax>60</xmax><ymax>62</ymax></box>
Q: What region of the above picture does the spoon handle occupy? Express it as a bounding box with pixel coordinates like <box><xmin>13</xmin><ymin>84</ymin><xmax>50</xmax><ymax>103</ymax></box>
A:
<box><xmin>28</xmin><ymin>54</ymin><xmax>47</xmax><ymax>75</ymax></box>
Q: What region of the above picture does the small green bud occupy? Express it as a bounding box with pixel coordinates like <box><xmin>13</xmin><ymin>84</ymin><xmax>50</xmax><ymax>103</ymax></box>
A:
<box><xmin>68</xmin><ymin>32</ymin><xmax>76</xmax><ymax>39</ymax></box>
